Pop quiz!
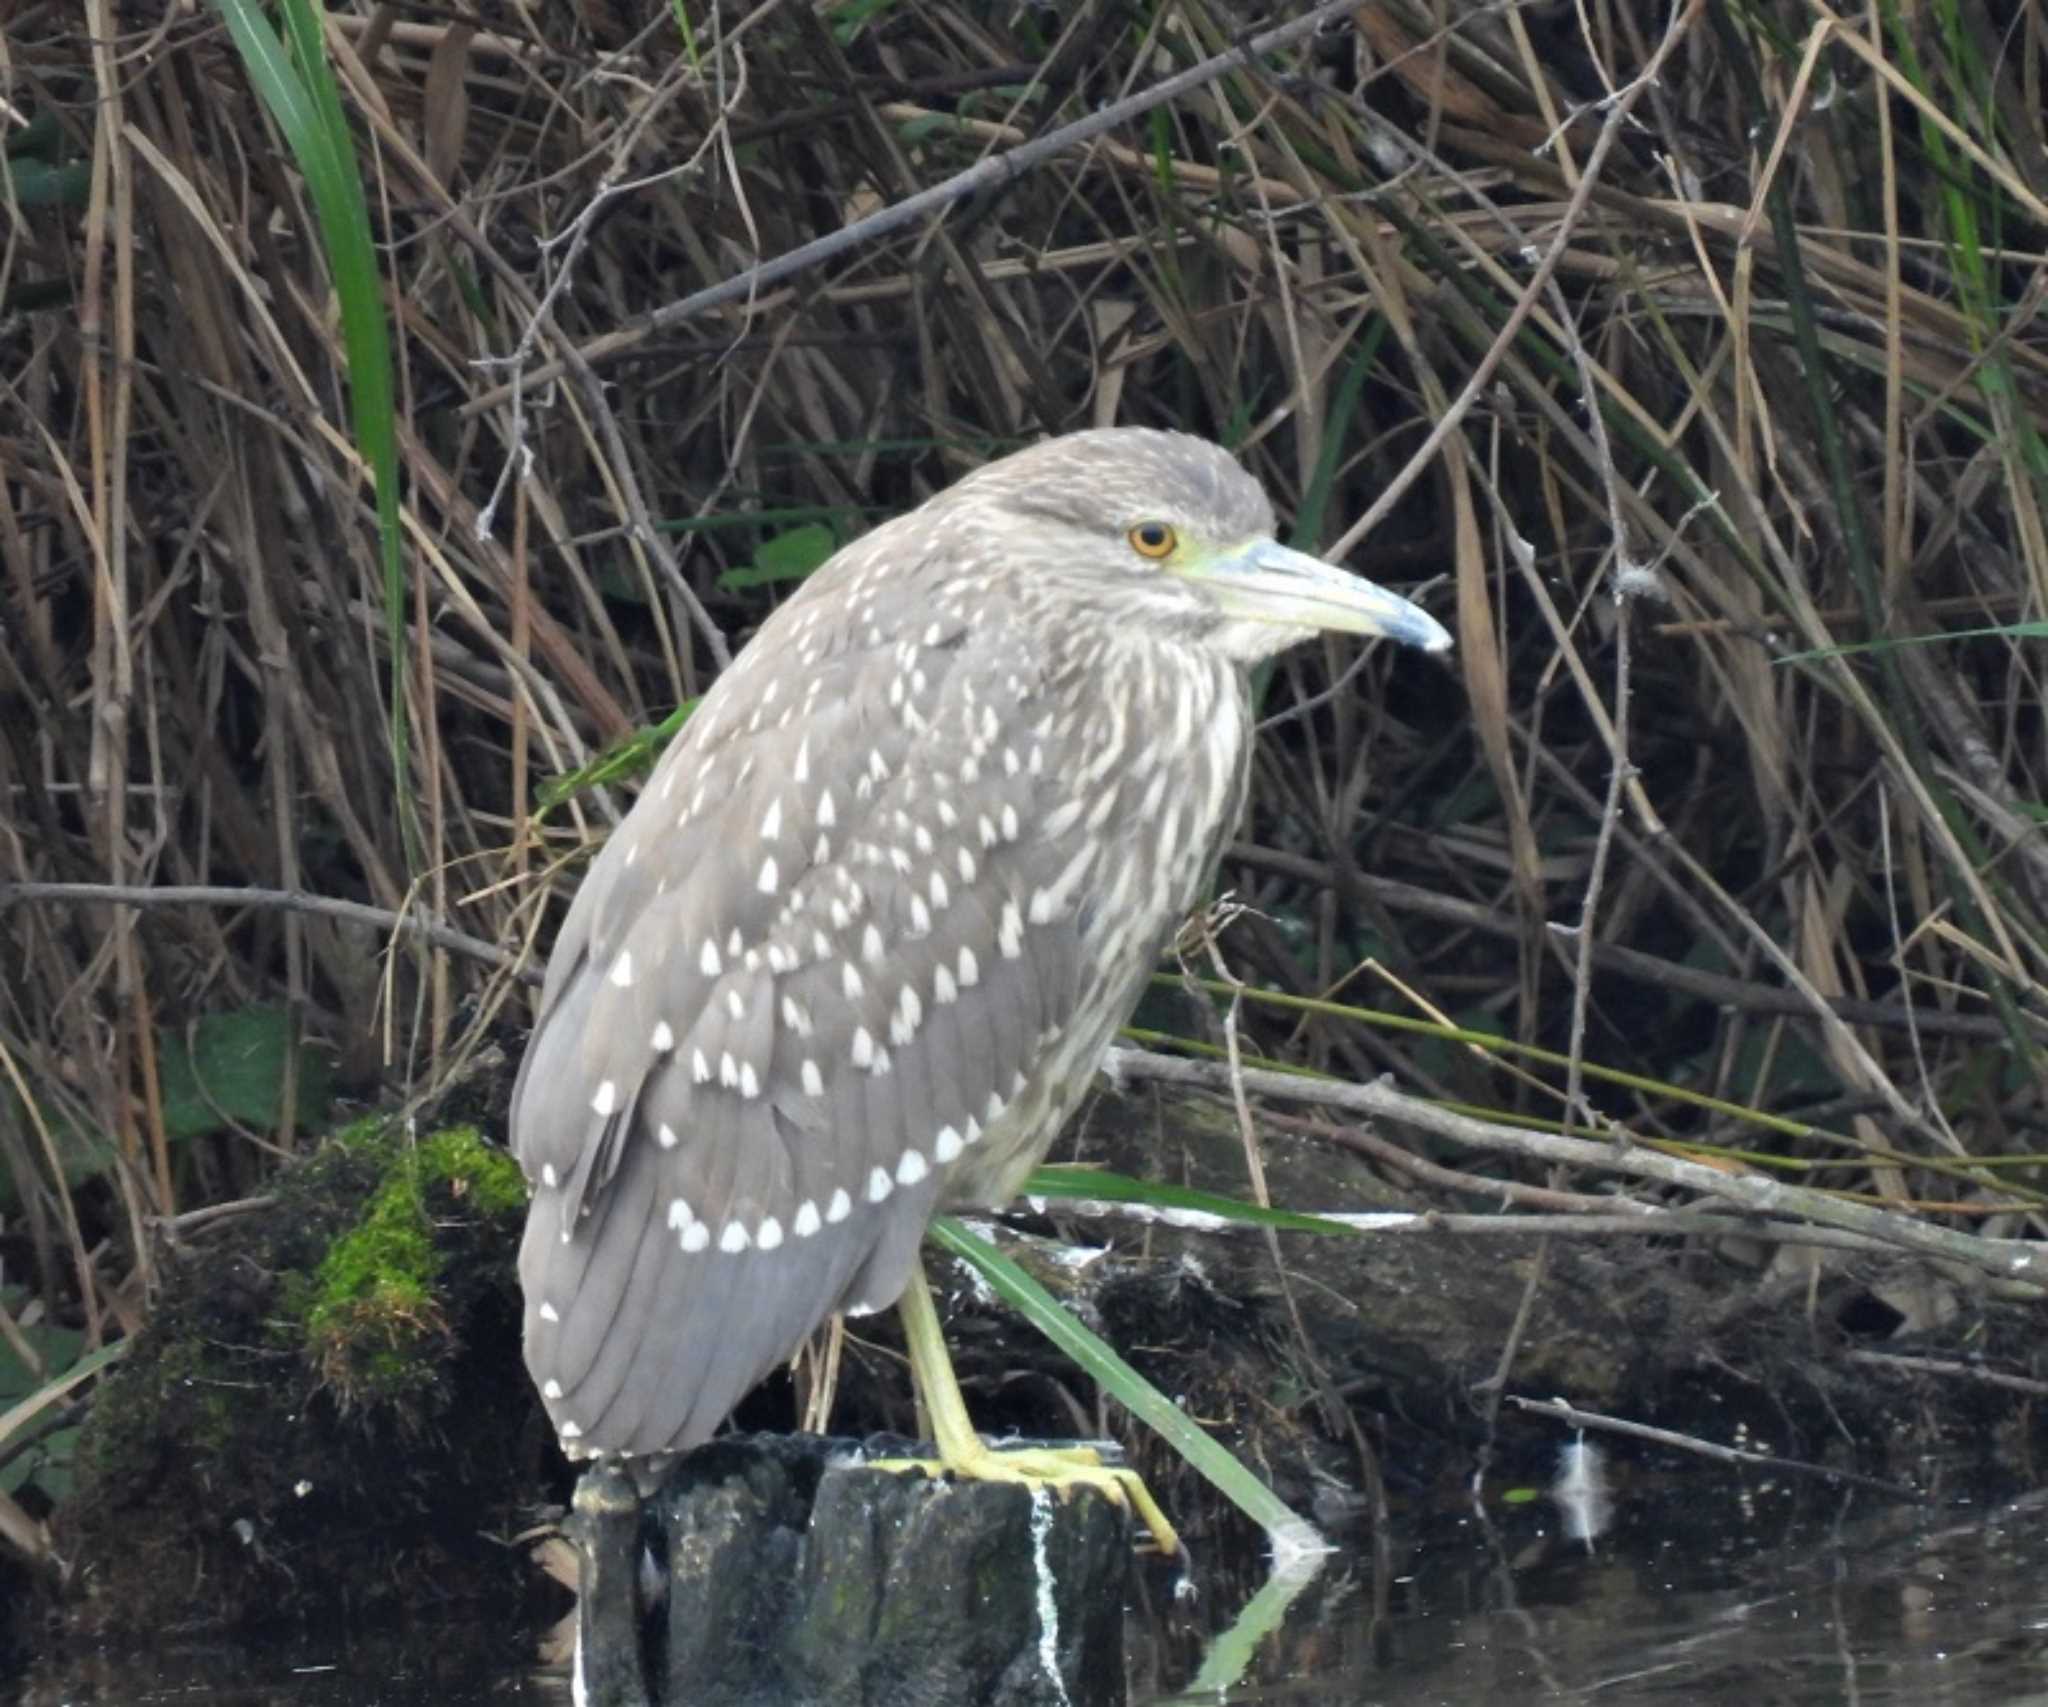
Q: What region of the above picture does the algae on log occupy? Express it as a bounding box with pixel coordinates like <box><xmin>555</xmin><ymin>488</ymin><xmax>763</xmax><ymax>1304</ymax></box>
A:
<box><xmin>51</xmin><ymin>1123</ymin><xmax>545</xmax><ymax>1636</ymax></box>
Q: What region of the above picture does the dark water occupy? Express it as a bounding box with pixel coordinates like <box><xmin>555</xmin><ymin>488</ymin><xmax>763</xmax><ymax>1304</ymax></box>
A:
<box><xmin>16</xmin><ymin>1475</ymin><xmax>2047</xmax><ymax>1705</ymax></box>
<box><xmin>1134</xmin><ymin>1474</ymin><xmax>2048</xmax><ymax>1704</ymax></box>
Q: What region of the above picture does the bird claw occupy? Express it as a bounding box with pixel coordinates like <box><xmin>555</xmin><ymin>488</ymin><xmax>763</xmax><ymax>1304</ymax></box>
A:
<box><xmin>868</xmin><ymin>1441</ymin><xmax>1182</xmax><ymax>1558</ymax></box>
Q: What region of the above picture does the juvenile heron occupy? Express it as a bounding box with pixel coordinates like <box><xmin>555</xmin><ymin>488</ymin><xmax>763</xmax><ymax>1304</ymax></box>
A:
<box><xmin>512</xmin><ymin>429</ymin><xmax>1449</xmax><ymax>1550</ymax></box>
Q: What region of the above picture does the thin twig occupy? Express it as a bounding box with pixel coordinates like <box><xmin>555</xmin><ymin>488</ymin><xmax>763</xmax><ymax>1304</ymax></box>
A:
<box><xmin>1113</xmin><ymin>1048</ymin><xmax>2044</xmax><ymax>1289</ymax></box>
<box><xmin>1223</xmin><ymin>843</ymin><xmax>2032</xmax><ymax>1042</ymax></box>
<box><xmin>0</xmin><ymin>882</ymin><xmax>536</xmax><ymax>983</ymax></box>
<box><xmin>1330</xmin><ymin>0</ymin><xmax>1707</xmax><ymax>559</ymax></box>
<box><xmin>463</xmin><ymin>0</ymin><xmax>1370</xmax><ymax>410</ymax></box>
<box><xmin>1506</xmin><ymin>1395</ymin><xmax>1922</xmax><ymax>1499</ymax></box>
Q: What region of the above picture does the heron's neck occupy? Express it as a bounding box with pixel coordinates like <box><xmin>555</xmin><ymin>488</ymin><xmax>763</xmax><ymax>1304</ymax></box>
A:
<box><xmin>1208</xmin><ymin>618</ymin><xmax>1322</xmax><ymax>665</ymax></box>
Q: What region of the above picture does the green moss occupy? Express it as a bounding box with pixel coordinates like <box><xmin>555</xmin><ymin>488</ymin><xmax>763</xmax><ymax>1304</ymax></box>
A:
<box><xmin>55</xmin><ymin>1111</ymin><xmax>537</xmax><ymax>1636</ymax></box>
<box><xmin>417</xmin><ymin>1124</ymin><xmax>530</xmax><ymax>1216</ymax></box>
<box><xmin>296</xmin><ymin>1125</ymin><xmax>526</xmax><ymax>1412</ymax></box>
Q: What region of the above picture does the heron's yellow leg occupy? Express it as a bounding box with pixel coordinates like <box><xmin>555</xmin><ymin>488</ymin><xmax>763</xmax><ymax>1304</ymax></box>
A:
<box><xmin>868</xmin><ymin>1257</ymin><xmax>1181</xmax><ymax>1557</ymax></box>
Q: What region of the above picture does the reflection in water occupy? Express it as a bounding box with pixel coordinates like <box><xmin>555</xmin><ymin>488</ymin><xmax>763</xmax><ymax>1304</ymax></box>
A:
<box><xmin>1549</xmin><ymin>1435</ymin><xmax>1615</xmax><ymax>1549</ymax></box>
<box><xmin>1139</xmin><ymin>1474</ymin><xmax>2048</xmax><ymax>1705</ymax></box>
<box><xmin>16</xmin><ymin>1477</ymin><xmax>2048</xmax><ymax>1705</ymax></box>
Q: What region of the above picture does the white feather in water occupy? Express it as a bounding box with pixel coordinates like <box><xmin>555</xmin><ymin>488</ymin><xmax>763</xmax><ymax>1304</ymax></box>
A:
<box><xmin>1550</xmin><ymin>1434</ymin><xmax>1614</xmax><ymax>1549</ymax></box>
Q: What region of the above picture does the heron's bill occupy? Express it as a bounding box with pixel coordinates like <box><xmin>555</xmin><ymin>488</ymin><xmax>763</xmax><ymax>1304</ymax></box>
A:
<box><xmin>1182</xmin><ymin>540</ymin><xmax>1452</xmax><ymax>653</ymax></box>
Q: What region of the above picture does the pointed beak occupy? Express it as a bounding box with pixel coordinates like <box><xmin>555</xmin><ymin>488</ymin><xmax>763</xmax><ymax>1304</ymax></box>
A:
<box><xmin>1180</xmin><ymin>540</ymin><xmax>1452</xmax><ymax>653</ymax></box>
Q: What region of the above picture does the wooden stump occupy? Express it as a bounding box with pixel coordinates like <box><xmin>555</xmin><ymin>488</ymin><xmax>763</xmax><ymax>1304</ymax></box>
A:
<box><xmin>569</xmin><ymin>1434</ymin><xmax>1133</xmax><ymax>1706</ymax></box>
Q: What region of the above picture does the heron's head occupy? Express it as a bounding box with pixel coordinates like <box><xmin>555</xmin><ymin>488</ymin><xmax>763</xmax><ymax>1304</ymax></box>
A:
<box><xmin>934</xmin><ymin>428</ymin><xmax>1452</xmax><ymax>664</ymax></box>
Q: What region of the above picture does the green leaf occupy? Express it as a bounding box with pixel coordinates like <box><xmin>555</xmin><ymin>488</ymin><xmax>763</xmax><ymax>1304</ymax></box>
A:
<box><xmin>0</xmin><ymin>1308</ymin><xmax>120</xmax><ymax>1502</ymax></box>
<box><xmin>896</xmin><ymin>114</ymin><xmax>956</xmax><ymax>145</ymax></box>
<box><xmin>717</xmin><ymin>522</ymin><xmax>839</xmax><ymax>591</ymax></box>
<box><xmin>157</xmin><ymin>1005</ymin><xmax>337</xmax><ymax>1141</ymax></box>
<box><xmin>0</xmin><ymin>157</ymin><xmax>91</xmax><ymax>208</ymax></box>
<box><xmin>829</xmin><ymin>0</ymin><xmax>902</xmax><ymax>45</ymax></box>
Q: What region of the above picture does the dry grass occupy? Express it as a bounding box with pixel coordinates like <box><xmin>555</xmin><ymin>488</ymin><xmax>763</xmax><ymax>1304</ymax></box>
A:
<box><xmin>2</xmin><ymin>0</ymin><xmax>2045</xmax><ymax>1540</ymax></box>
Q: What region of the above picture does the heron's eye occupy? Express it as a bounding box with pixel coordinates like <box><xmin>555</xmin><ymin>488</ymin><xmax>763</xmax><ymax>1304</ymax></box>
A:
<box><xmin>1127</xmin><ymin>522</ymin><xmax>1177</xmax><ymax>560</ymax></box>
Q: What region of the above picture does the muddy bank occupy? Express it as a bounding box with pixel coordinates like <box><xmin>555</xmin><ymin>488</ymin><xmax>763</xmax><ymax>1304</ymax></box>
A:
<box><xmin>25</xmin><ymin>1079</ymin><xmax>2043</xmax><ymax>1651</ymax></box>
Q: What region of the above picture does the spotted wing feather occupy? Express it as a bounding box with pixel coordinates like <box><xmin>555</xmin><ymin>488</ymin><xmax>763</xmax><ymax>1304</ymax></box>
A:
<box><xmin>513</xmin><ymin>523</ymin><xmax>1092</xmax><ymax>1459</ymax></box>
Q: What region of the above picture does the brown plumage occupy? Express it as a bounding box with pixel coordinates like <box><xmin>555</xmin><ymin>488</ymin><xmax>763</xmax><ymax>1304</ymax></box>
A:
<box><xmin>513</xmin><ymin>429</ymin><xmax>1449</xmax><ymax>1462</ymax></box>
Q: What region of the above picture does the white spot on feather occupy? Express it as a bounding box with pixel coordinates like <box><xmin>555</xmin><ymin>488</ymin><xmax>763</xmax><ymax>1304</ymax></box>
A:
<box><xmin>891</xmin><ymin>985</ymin><xmax>922</xmax><ymax>1044</ymax></box>
<box><xmin>826</xmin><ymin>1188</ymin><xmax>852</xmax><ymax>1223</ymax></box>
<box><xmin>1029</xmin><ymin>842</ymin><xmax>1099</xmax><ymax>925</ymax></box>
<box><xmin>896</xmin><ymin>1149</ymin><xmax>929</xmax><ymax>1185</ymax></box>
<box><xmin>718</xmin><ymin>1221</ymin><xmax>750</xmax><ymax>1253</ymax></box>
<box><xmin>609</xmin><ymin>951</ymin><xmax>634</xmax><ymax>988</ymax></box>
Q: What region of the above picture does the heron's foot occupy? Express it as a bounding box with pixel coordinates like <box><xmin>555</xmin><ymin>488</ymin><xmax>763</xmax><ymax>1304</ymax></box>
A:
<box><xmin>869</xmin><ymin>1439</ymin><xmax>1181</xmax><ymax>1557</ymax></box>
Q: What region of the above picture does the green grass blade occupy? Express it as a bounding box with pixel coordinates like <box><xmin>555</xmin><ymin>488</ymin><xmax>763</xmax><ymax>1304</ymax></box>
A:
<box><xmin>215</xmin><ymin>0</ymin><xmax>414</xmax><ymax>869</ymax></box>
<box><xmin>929</xmin><ymin>1216</ymin><xmax>1317</xmax><ymax>1548</ymax></box>
<box><xmin>1025</xmin><ymin>1163</ymin><xmax>1367</xmax><ymax>1236</ymax></box>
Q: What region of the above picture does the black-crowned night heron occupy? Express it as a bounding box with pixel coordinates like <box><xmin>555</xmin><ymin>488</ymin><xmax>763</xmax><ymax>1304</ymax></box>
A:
<box><xmin>512</xmin><ymin>429</ymin><xmax>1449</xmax><ymax>1552</ymax></box>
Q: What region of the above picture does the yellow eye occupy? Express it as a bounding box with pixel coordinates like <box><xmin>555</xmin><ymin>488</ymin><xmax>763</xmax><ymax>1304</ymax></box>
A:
<box><xmin>1127</xmin><ymin>522</ymin><xmax>1177</xmax><ymax>559</ymax></box>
